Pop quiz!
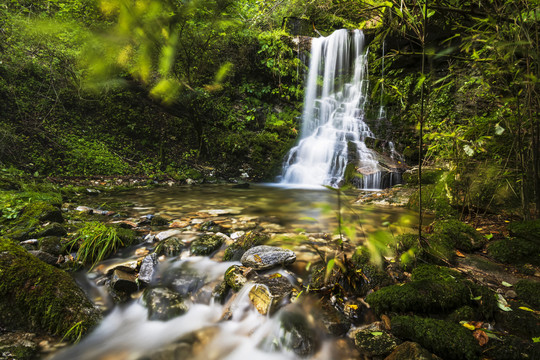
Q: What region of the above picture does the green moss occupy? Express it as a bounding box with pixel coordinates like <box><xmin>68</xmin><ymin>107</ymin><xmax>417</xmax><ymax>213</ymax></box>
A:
<box><xmin>154</xmin><ymin>237</ymin><xmax>185</xmax><ymax>257</ymax></box>
<box><xmin>482</xmin><ymin>334</ymin><xmax>540</xmax><ymax>360</ymax></box>
<box><xmin>402</xmin><ymin>169</ymin><xmax>444</xmax><ymax>186</ymax></box>
<box><xmin>366</xmin><ymin>265</ymin><xmax>496</xmax><ymax>318</ymax></box>
<box><xmin>223</xmin><ymin>231</ymin><xmax>269</xmax><ymax>261</ymax></box>
<box><xmin>191</xmin><ymin>234</ymin><xmax>223</xmax><ymax>256</ymax></box>
<box><xmin>150</xmin><ymin>216</ymin><xmax>169</xmax><ymax>227</ymax></box>
<box><xmin>432</xmin><ymin>219</ymin><xmax>485</xmax><ymax>252</ymax></box>
<box><xmin>508</xmin><ymin>220</ymin><xmax>540</xmax><ymax>244</ymax></box>
<box><xmin>447</xmin><ymin>305</ymin><xmax>475</xmax><ymax>323</ymax></box>
<box><xmin>494</xmin><ymin>302</ymin><xmax>540</xmax><ymax>338</ymax></box>
<box><xmin>391</xmin><ymin>315</ymin><xmax>480</xmax><ymax>360</ymax></box>
<box><xmin>354</xmin><ymin>329</ymin><xmax>400</xmax><ymax>357</ymax></box>
<box><xmin>20</xmin><ymin>201</ymin><xmax>64</xmax><ymax>223</ymax></box>
<box><xmin>487</xmin><ymin>237</ymin><xmax>540</xmax><ymax>266</ymax></box>
<box><xmin>515</xmin><ymin>280</ymin><xmax>540</xmax><ymax>308</ymax></box>
<box><xmin>0</xmin><ymin>238</ymin><xmax>100</xmax><ymax>340</ymax></box>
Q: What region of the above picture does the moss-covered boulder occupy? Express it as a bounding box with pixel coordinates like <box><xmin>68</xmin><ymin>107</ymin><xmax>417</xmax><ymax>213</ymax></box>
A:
<box><xmin>0</xmin><ymin>238</ymin><xmax>100</xmax><ymax>340</ymax></box>
<box><xmin>38</xmin><ymin>236</ymin><xmax>63</xmax><ymax>256</ymax></box>
<box><xmin>190</xmin><ymin>234</ymin><xmax>223</xmax><ymax>256</ymax></box>
<box><xmin>481</xmin><ymin>334</ymin><xmax>540</xmax><ymax>360</ymax></box>
<box><xmin>487</xmin><ymin>237</ymin><xmax>540</xmax><ymax>266</ymax></box>
<box><xmin>36</xmin><ymin>222</ymin><xmax>67</xmax><ymax>238</ymax></box>
<box><xmin>508</xmin><ymin>220</ymin><xmax>540</xmax><ymax>244</ymax></box>
<box><xmin>494</xmin><ymin>302</ymin><xmax>540</xmax><ymax>338</ymax></box>
<box><xmin>223</xmin><ymin>231</ymin><xmax>269</xmax><ymax>261</ymax></box>
<box><xmin>391</xmin><ymin>315</ymin><xmax>481</xmax><ymax>360</ymax></box>
<box><xmin>432</xmin><ymin>219</ymin><xmax>485</xmax><ymax>252</ymax></box>
<box><xmin>150</xmin><ymin>215</ymin><xmax>169</xmax><ymax>227</ymax></box>
<box><xmin>20</xmin><ymin>201</ymin><xmax>63</xmax><ymax>224</ymax></box>
<box><xmin>366</xmin><ymin>265</ymin><xmax>497</xmax><ymax>318</ymax></box>
<box><xmin>353</xmin><ymin>329</ymin><xmax>401</xmax><ymax>357</ymax></box>
<box><xmin>385</xmin><ymin>341</ymin><xmax>442</xmax><ymax>360</ymax></box>
<box><xmin>154</xmin><ymin>237</ymin><xmax>185</xmax><ymax>257</ymax></box>
<box><xmin>514</xmin><ymin>279</ymin><xmax>540</xmax><ymax>308</ymax></box>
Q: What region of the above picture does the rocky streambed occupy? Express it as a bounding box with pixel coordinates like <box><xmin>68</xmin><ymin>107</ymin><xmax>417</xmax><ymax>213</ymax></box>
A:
<box><xmin>1</xmin><ymin>184</ymin><xmax>539</xmax><ymax>360</ymax></box>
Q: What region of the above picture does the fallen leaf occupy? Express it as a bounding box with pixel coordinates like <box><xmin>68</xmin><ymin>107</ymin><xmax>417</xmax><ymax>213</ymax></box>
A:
<box><xmin>473</xmin><ymin>330</ymin><xmax>489</xmax><ymax>346</ymax></box>
<box><xmin>371</xmin><ymin>331</ymin><xmax>383</xmax><ymax>336</ymax></box>
<box><xmin>461</xmin><ymin>322</ymin><xmax>476</xmax><ymax>331</ymax></box>
<box><xmin>455</xmin><ymin>250</ymin><xmax>466</xmax><ymax>258</ymax></box>
<box><xmin>501</xmin><ymin>281</ymin><xmax>513</xmax><ymax>287</ymax></box>
<box><xmin>533</xmin><ymin>337</ymin><xmax>540</xmax><ymax>343</ymax></box>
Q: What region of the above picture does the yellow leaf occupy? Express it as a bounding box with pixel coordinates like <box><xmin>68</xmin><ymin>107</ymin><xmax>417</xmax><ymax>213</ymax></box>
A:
<box><xmin>462</xmin><ymin>322</ymin><xmax>475</xmax><ymax>331</ymax></box>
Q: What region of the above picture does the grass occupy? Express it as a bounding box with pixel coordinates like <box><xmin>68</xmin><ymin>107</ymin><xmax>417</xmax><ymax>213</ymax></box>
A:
<box><xmin>67</xmin><ymin>222</ymin><xmax>135</xmax><ymax>269</ymax></box>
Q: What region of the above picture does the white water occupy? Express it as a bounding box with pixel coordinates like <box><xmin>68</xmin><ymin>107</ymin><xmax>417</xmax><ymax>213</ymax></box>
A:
<box><xmin>279</xmin><ymin>29</ymin><xmax>383</xmax><ymax>189</ymax></box>
<box><xmin>50</xmin><ymin>257</ymin><xmax>338</xmax><ymax>360</ymax></box>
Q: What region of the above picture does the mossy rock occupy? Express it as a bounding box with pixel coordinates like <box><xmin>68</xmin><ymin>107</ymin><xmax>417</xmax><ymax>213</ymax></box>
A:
<box><xmin>494</xmin><ymin>302</ymin><xmax>540</xmax><ymax>338</ymax></box>
<box><xmin>35</xmin><ymin>222</ymin><xmax>67</xmax><ymax>238</ymax></box>
<box><xmin>0</xmin><ymin>238</ymin><xmax>100</xmax><ymax>340</ymax></box>
<box><xmin>142</xmin><ymin>286</ymin><xmax>188</xmax><ymax>321</ymax></box>
<box><xmin>354</xmin><ymin>329</ymin><xmax>401</xmax><ymax>357</ymax></box>
<box><xmin>508</xmin><ymin>220</ymin><xmax>540</xmax><ymax>244</ymax></box>
<box><xmin>402</xmin><ymin>169</ymin><xmax>444</xmax><ymax>186</ymax></box>
<box><xmin>199</xmin><ymin>220</ymin><xmax>225</xmax><ymax>233</ymax></box>
<box><xmin>391</xmin><ymin>315</ymin><xmax>481</xmax><ymax>360</ymax></box>
<box><xmin>432</xmin><ymin>219</ymin><xmax>485</xmax><ymax>252</ymax></box>
<box><xmin>514</xmin><ymin>279</ymin><xmax>540</xmax><ymax>308</ymax></box>
<box><xmin>21</xmin><ymin>201</ymin><xmax>63</xmax><ymax>223</ymax></box>
<box><xmin>38</xmin><ymin>236</ymin><xmax>62</xmax><ymax>256</ymax></box>
<box><xmin>191</xmin><ymin>234</ymin><xmax>223</xmax><ymax>256</ymax></box>
<box><xmin>114</xmin><ymin>226</ymin><xmax>137</xmax><ymax>244</ymax></box>
<box><xmin>447</xmin><ymin>305</ymin><xmax>476</xmax><ymax>323</ymax></box>
<box><xmin>224</xmin><ymin>265</ymin><xmax>252</xmax><ymax>292</ymax></box>
<box><xmin>366</xmin><ymin>265</ymin><xmax>496</xmax><ymax>318</ymax></box>
<box><xmin>150</xmin><ymin>215</ymin><xmax>169</xmax><ymax>227</ymax></box>
<box><xmin>154</xmin><ymin>237</ymin><xmax>185</xmax><ymax>257</ymax></box>
<box><xmin>223</xmin><ymin>231</ymin><xmax>269</xmax><ymax>261</ymax></box>
<box><xmin>482</xmin><ymin>334</ymin><xmax>540</xmax><ymax>360</ymax></box>
<box><xmin>487</xmin><ymin>237</ymin><xmax>540</xmax><ymax>266</ymax></box>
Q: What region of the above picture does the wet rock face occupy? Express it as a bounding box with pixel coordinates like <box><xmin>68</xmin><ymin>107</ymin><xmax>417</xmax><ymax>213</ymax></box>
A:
<box><xmin>154</xmin><ymin>237</ymin><xmax>185</xmax><ymax>257</ymax></box>
<box><xmin>110</xmin><ymin>269</ymin><xmax>139</xmax><ymax>293</ymax></box>
<box><xmin>224</xmin><ymin>265</ymin><xmax>255</xmax><ymax>292</ymax></box>
<box><xmin>241</xmin><ymin>245</ymin><xmax>296</xmax><ymax>270</ymax></box>
<box><xmin>139</xmin><ymin>253</ymin><xmax>158</xmax><ymax>285</ymax></box>
<box><xmin>248</xmin><ymin>275</ymin><xmax>293</xmax><ymax>315</ymax></box>
<box><xmin>143</xmin><ymin>287</ymin><xmax>188</xmax><ymax>321</ymax></box>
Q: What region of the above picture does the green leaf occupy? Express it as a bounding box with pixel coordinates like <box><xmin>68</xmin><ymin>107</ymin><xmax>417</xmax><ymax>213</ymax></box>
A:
<box><xmin>495</xmin><ymin>123</ymin><xmax>505</xmax><ymax>135</ymax></box>
<box><xmin>325</xmin><ymin>258</ymin><xmax>336</xmax><ymax>282</ymax></box>
<box><xmin>371</xmin><ymin>331</ymin><xmax>383</xmax><ymax>336</ymax></box>
<box><xmin>471</xmin><ymin>295</ymin><xmax>482</xmax><ymax>301</ymax></box>
<box><xmin>501</xmin><ymin>281</ymin><xmax>512</xmax><ymax>287</ymax></box>
<box><xmin>533</xmin><ymin>337</ymin><xmax>540</xmax><ymax>343</ymax></box>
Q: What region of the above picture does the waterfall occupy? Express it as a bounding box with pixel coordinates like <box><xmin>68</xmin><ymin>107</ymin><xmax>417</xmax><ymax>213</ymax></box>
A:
<box><xmin>278</xmin><ymin>29</ymin><xmax>385</xmax><ymax>189</ymax></box>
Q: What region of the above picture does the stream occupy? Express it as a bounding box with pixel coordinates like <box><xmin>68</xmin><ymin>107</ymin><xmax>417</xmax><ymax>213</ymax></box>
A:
<box><xmin>51</xmin><ymin>184</ymin><xmax>420</xmax><ymax>360</ymax></box>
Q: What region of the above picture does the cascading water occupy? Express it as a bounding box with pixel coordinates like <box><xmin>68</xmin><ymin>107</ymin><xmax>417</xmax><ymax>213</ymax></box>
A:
<box><xmin>279</xmin><ymin>29</ymin><xmax>387</xmax><ymax>189</ymax></box>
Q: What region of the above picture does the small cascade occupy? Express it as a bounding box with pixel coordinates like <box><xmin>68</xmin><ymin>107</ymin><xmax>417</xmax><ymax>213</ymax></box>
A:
<box><xmin>279</xmin><ymin>29</ymin><xmax>399</xmax><ymax>189</ymax></box>
<box><xmin>378</xmin><ymin>40</ymin><xmax>386</xmax><ymax>120</ymax></box>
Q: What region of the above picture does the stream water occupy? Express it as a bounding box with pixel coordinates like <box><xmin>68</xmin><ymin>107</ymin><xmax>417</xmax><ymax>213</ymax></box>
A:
<box><xmin>50</xmin><ymin>184</ymin><xmax>419</xmax><ymax>360</ymax></box>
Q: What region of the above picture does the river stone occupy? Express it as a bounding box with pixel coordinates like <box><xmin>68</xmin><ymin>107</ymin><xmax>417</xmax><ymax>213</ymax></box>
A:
<box><xmin>190</xmin><ymin>234</ymin><xmax>223</xmax><ymax>256</ymax></box>
<box><xmin>241</xmin><ymin>245</ymin><xmax>296</xmax><ymax>270</ymax></box>
<box><xmin>353</xmin><ymin>328</ymin><xmax>401</xmax><ymax>357</ymax></box>
<box><xmin>111</xmin><ymin>269</ymin><xmax>139</xmax><ymax>293</ymax></box>
<box><xmin>385</xmin><ymin>341</ymin><xmax>442</xmax><ymax>360</ymax></box>
<box><xmin>248</xmin><ymin>275</ymin><xmax>293</xmax><ymax>315</ymax></box>
<box><xmin>155</xmin><ymin>229</ymin><xmax>183</xmax><ymax>241</ymax></box>
<box><xmin>320</xmin><ymin>302</ymin><xmax>351</xmax><ymax>336</ymax></box>
<box><xmin>38</xmin><ymin>236</ymin><xmax>62</xmax><ymax>256</ymax></box>
<box><xmin>139</xmin><ymin>253</ymin><xmax>158</xmax><ymax>285</ymax></box>
<box><xmin>36</xmin><ymin>222</ymin><xmax>67</xmax><ymax>238</ymax></box>
<box><xmin>143</xmin><ymin>287</ymin><xmax>188</xmax><ymax>321</ymax></box>
<box><xmin>154</xmin><ymin>237</ymin><xmax>185</xmax><ymax>257</ymax></box>
<box><xmin>199</xmin><ymin>220</ymin><xmax>225</xmax><ymax>233</ymax></box>
<box><xmin>277</xmin><ymin>307</ymin><xmax>320</xmax><ymax>357</ymax></box>
<box><xmin>104</xmin><ymin>260</ymin><xmax>139</xmax><ymax>275</ymax></box>
<box><xmin>224</xmin><ymin>265</ymin><xmax>256</xmax><ymax>292</ymax></box>
<box><xmin>28</xmin><ymin>250</ymin><xmax>58</xmax><ymax>266</ymax></box>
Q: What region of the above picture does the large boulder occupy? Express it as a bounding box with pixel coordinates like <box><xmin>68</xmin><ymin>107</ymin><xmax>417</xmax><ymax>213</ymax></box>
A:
<box><xmin>0</xmin><ymin>238</ymin><xmax>100</xmax><ymax>340</ymax></box>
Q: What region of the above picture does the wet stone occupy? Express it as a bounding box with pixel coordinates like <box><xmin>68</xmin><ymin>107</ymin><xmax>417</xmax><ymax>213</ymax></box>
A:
<box><xmin>190</xmin><ymin>234</ymin><xmax>223</xmax><ymax>256</ymax></box>
<box><xmin>224</xmin><ymin>265</ymin><xmax>256</xmax><ymax>292</ymax></box>
<box><xmin>38</xmin><ymin>236</ymin><xmax>62</xmax><ymax>256</ymax></box>
<box><xmin>111</xmin><ymin>269</ymin><xmax>139</xmax><ymax>294</ymax></box>
<box><xmin>28</xmin><ymin>250</ymin><xmax>58</xmax><ymax>266</ymax></box>
<box><xmin>320</xmin><ymin>302</ymin><xmax>351</xmax><ymax>336</ymax></box>
<box><xmin>154</xmin><ymin>237</ymin><xmax>185</xmax><ymax>257</ymax></box>
<box><xmin>155</xmin><ymin>229</ymin><xmax>183</xmax><ymax>242</ymax></box>
<box><xmin>143</xmin><ymin>287</ymin><xmax>188</xmax><ymax>321</ymax></box>
<box><xmin>249</xmin><ymin>274</ymin><xmax>293</xmax><ymax>315</ymax></box>
<box><xmin>36</xmin><ymin>222</ymin><xmax>67</xmax><ymax>238</ymax></box>
<box><xmin>352</xmin><ymin>328</ymin><xmax>401</xmax><ymax>357</ymax></box>
<box><xmin>139</xmin><ymin>253</ymin><xmax>158</xmax><ymax>285</ymax></box>
<box><xmin>241</xmin><ymin>245</ymin><xmax>296</xmax><ymax>270</ymax></box>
